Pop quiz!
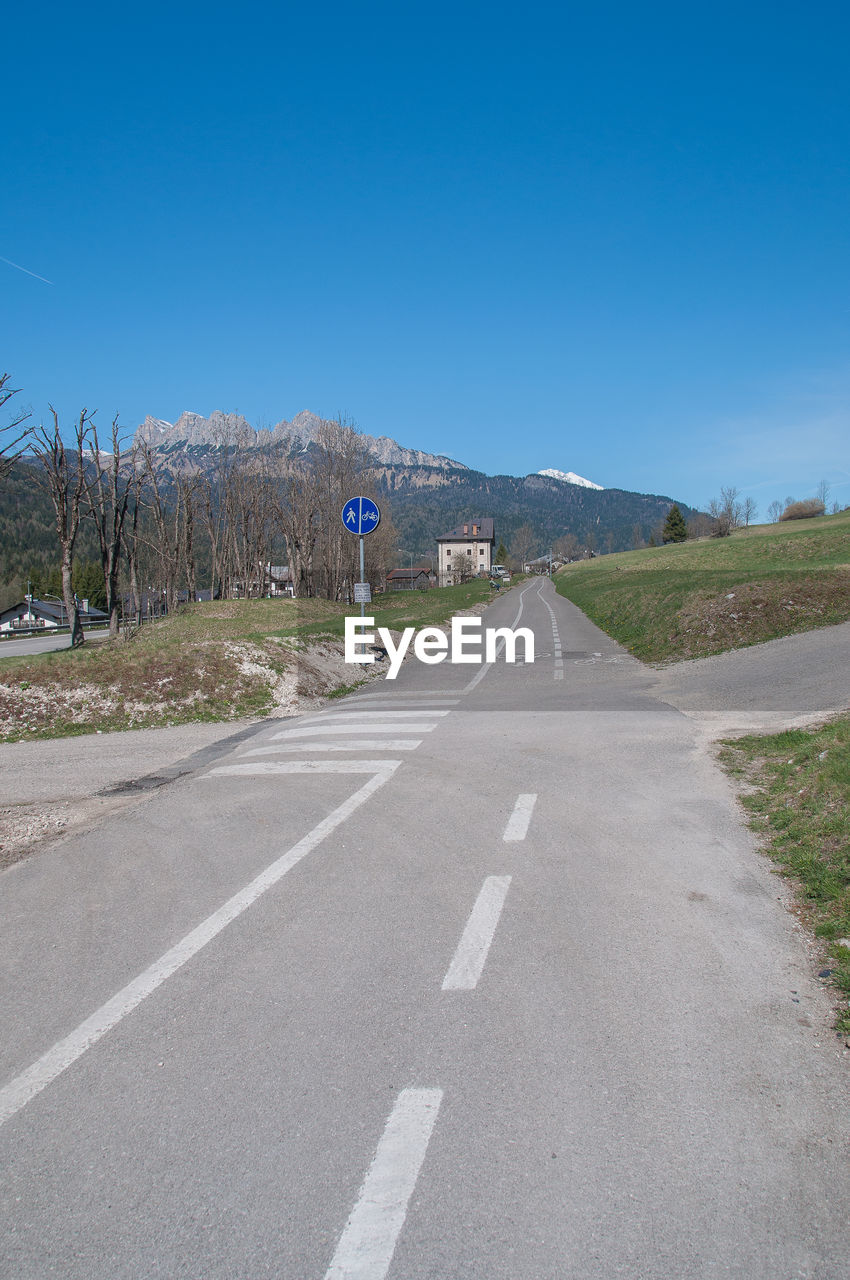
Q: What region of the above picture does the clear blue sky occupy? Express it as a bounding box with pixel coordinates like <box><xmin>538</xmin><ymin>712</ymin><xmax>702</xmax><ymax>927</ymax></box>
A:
<box><xmin>3</xmin><ymin>0</ymin><xmax>848</xmax><ymax>515</ymax></box>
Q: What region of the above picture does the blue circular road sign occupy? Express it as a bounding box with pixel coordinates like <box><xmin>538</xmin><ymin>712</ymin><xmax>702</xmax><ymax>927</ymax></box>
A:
<box><xmin>341</xmin><ymin>496</ymin><xmax>381</xmax><ymax>535</ymax></box>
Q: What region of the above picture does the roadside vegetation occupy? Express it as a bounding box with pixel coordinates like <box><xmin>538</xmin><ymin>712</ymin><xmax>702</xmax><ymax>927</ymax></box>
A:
<box><xmin>554</xmin><ymin>509</ymin><xmax>850</xmax><ymax>664</ymax></box>
<box><xmin>0</xmin><ymin>580</ymin><xmax>493</xmax><ymax>742</ymax></box>
<box><xmin>718</xmin><ymin>717</ymin><xmax>850</xmax><ymax>1034</ymax></box>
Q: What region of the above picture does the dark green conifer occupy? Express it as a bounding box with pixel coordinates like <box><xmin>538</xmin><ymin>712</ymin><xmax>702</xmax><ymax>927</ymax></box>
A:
<box><xmin>662</xmin><ymin>504</ymin><xmax>688</xmax><ymax>544</ymax></box>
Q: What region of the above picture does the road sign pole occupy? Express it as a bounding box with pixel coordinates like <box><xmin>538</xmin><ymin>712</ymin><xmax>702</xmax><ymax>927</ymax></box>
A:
<box><xmin>360</xmin><ymin>533</ymin><xmax>365</xmax><ymax>621</ymax></box>
<box><xmin>341</xmin><ymin>496</ymin><xmax>380</xmax><ymax>618</ymax></box>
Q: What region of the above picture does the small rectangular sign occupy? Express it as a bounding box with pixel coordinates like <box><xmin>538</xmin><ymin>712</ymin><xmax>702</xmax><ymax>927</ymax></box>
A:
<box><xmin>354</xmin><ymin>582</ymin><xmax>372</xmax><ymax>603</ymax></box>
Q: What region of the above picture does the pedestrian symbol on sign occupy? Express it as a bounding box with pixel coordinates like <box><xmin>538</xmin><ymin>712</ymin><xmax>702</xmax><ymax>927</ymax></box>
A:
<box><xmin>340</xmin><ymin>497</ymin><xmax>381</xmax><ymax>536</ymax></box>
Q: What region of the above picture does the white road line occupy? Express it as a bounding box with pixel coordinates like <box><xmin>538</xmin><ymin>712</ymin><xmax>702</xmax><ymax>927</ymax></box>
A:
<box><xmin>302</xmin><ymin>710</ymin><xmax>450</xmax><ymax>721</ymax></box>
<box><xmin>324</xmin><ymin>1088</ymin><xmax>443</xmax><ymax>1280</ymax></box>
<box><xmin>208</xmin><ymin>760</ymin><xmax>402</xmax><ymax>776</ymax></box>
<box><xmin>271</xmin><ymin>723</ymin><xmax>437</xmax><ymax>738</ymax></box>
<box><xmin>241</xmin><ymin>741</ymin><xmax>423</xmax><ymax>755</ymax></box>
<box><xmin>347</xmin><ymin>691</ymin><xmax>459</xmax><ymax>700</ymax></box>
<box><xmin>341</xmin><ymin>700</ymin><xmax>460</xmax><ymax>708</ymax></box>
<box><xmin>0</xmin><ymin>763</ymin><xmax>399</xmax><ymax>1130</ymax></box>
<box><xmin>503</xmin><ymin>793</ymin><xmax>538</xmax><ymax>841</ymax></box>
<box><xmin>462</xmin><ymin>581</ymin><xmax>536</xmax><ymax>693</ymax></box>
<box><xmin>442</xmin><ymin>876</ymin><xmax>512</xmax><ymax>990</ymax></box>
<box><xmin>541</xmin><ymin>593</ymin><xmax>564</xmax><ymax>681</ymax></box>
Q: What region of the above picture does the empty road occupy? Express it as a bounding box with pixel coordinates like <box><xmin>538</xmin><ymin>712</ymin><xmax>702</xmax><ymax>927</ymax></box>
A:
<box><xmin>1</xmin><ymin>579</ymin><xmax>848</xmax><ymax>1278</ymax></box>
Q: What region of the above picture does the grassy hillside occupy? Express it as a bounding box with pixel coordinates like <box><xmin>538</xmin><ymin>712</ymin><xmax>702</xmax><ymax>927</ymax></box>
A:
<box><xmin>554</xmin><ymin>510</ymin><xmax>850</xmax><ymax>663</ymax></box>
<box><xmin>719</xmin><ymin>718</ymin><xmax>850</xmax><ymax>1034</ymax></box>
<box><xmin>0</xmin><ymin>579</ymin><xmax>494</xmax><ymax>742</ymax></box>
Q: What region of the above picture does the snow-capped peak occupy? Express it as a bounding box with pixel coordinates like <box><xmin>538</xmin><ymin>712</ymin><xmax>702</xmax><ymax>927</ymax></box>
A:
<box><xmin>537</xmin><ymin>468</ymin><xmax>604</xmax><ymax>490</ymax></box>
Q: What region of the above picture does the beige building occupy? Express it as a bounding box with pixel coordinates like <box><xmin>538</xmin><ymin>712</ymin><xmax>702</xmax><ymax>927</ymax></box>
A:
<box><xmin>437</xmin><ymin>518</ymin><xmax>495</xmax><ymax>587</ymax></box>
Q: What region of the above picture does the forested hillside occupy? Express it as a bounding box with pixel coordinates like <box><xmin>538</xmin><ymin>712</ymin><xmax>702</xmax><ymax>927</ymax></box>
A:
<box><xmin>377</xmin><ymin>466</ymin><xmax>695</xmax><ymax>555</ymax></box>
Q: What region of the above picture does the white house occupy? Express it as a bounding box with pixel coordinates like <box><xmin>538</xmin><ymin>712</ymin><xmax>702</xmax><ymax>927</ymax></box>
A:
<box><xmin>436</xmin><ymin>518</ymin><xmax>495</xmax><ymax>587</ymax></box>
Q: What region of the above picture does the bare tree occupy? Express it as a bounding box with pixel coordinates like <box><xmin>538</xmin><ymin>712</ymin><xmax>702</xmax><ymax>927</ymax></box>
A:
<box><xmin>275</xmin><ymin>457</ymin><xmax>320</xmax><ymax>598</ymax></box>
<box><xmin>0</xmin><ymin>373</ymin><xmax>32</xmax><ymax>479</ymax></box>
<box><xmin>85</xmin><ymin>416</ymin><xmax>136</xmax><ymax>636</ymax></box>
<box><xmin>708</xmin><ymin>485</ymin><xmax>744</xmax><ymax>536</ymax></box>
<box><xmin>312</xmin><ymin>417</ymin><xmax>371</xmax><ymax>600</ymax></box>
<box><xmin>816</xmin><ymin>479</ymin><xmax>831</xmax><ymax>509</ymax></box>
<box><xmin>767</xmin><ymin>499</ymin><xmax>783</xmax><ymax>522</ymax></box>
<box><xmin>449</xmin><ymin>549</ymin><xmax>474</xmax><ymax>584</ymax></box>
<box><xmin>138</xmin><ymin>442</ymin><xmax>182</xmax><ymax>613</ymax></box>
<box><xmin>29</xmin><ymin>407</ymin><xmax>93</xmax><ymax>646</ymax></box>
<box><xmin>510</xmin><ymin>523</ymin><xmax>537</xmax><ymax>570</ymax></box>
<box><xmin>198</xmin><ymin>431</ymin><xmax>241</xmax><ymax>599</ymax></box>
<box><xmin>554</xmin><ymin>532</ymin><xmax>580</xmax><ymax>561</ymax></box>
<box><xmin>742</xmin><ymin>496</ymin><xmax>758</xmax><ymax>527</ymax></box>
<box><xmin>124</xmin><ymin>466</ymin><xmax>143</xmax><ymax>624</ymax></box>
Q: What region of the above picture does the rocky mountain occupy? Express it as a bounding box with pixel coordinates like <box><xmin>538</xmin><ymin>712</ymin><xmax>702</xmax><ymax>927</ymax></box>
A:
<box><xmin>135</xmin><ymin>410</ymin><xmax>468</xmax><ymax>472</ymax></box>
<box><xmin>132</xmin><ymin>408</ymin><xmax>699</xmax><ymax>554</ymax></box>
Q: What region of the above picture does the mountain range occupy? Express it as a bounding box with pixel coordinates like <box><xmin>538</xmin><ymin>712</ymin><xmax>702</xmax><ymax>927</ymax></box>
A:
<box><xmin>136</xmin><ymin>410</ymin><xmax>468</xmax><ymax>472</ymax></box>
<box><xmin>132</xmin><ymin>410</ymin><xmax>696</xmax><ymax>555</ymax></box>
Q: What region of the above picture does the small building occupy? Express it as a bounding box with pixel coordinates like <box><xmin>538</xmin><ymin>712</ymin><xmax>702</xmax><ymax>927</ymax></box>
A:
<box><xmin>0</xmin><ymin>597</ymin><xmax>108</xmax><ymax>632</ymax></box>
<box><xmin>437</xmin><ymin>518</ymin><xmax>495</xmax><ymax>587</ymax></box>
<box><xmin>386</xmin><ymin>567</ymin><xmax>431</xmax><ymax>592</ymax></box>
<box><xmin>267</xmin><ymin>566</ymin><xmax>295</xmax><ymax>597</ymax></box>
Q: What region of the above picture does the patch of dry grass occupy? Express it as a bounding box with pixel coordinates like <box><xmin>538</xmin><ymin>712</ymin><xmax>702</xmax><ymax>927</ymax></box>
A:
<box><xmin>0</xmin><ymin>580</ymin><xmax>494</xmax><ymax>741</ymax></box>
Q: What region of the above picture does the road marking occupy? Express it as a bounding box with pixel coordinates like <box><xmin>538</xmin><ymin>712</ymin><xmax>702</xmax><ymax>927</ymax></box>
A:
<box><xmin>324</xmin><ymin>1088</ymin><xmax>443</xmax><ymax>1280</ymax></box>
<box><xmin>208</xmin><ymin>760</ymin><xmax>401</xmax><ymax>776</ymax></box>
<box><xmin>462</xmin><ymin>582</ymin><xmax>535</xmax><ymax>693</ymax></box>
<box><xmin>302</xmin><ymin>710</ymin><xmax>450</xmax><ymax>721</ymax></box>
<box><xmin>271</xmin><ymin>723</ymin><xmax>438</xmax><ymax>738</ymax></box>
<box><xmin>540</xmin><ymin>592</ymin><xmax>564</xmax><ymax>681</ymax></box>
<box><xmin>347</xmin><ymin>691</ymin><xmax>459</xmax><ymax>700</ymax></box>
<box><xmin>341</xmin><ymin>700</ymin><xmax>460</xmax><ymax>708</ymax></box>
<box><xmin>503</xmin><ymin>793</ymin><xmax>538</xmax><ymax>841</ymax></box>
<box><xmin>441</xmin><ymin>876</ymin><xmax>512</xmax><ymax>990</ymax></box>
<box><xmin>0</xmin><ymin>763</ymin><xmax>399</xmax><ymax>1130</ymax></box>
<box><xmin>241</xmin><ymin>741</ymin><xmax>423</xmax><ymax>755</ymax></box>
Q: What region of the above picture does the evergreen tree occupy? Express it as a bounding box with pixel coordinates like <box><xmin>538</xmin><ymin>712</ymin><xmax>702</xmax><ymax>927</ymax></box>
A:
<box><xmin>72</xmin><ymin>560</ymin><xmax>108</xmax><ymax>610</ymax></box>
<box><xmin>662</xmin><ymin>503</ymin><xmax>688</xmax><ymax>544</ymax></box>
<box><xmin>495</xmin><ymin>540</ymin><xmax>508</xmax><ymax>564</ymax></box>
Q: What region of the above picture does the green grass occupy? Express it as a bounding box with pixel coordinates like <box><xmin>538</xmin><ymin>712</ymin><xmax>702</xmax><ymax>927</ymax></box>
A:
<box><xmin>718</xmin><ymin>716</ymin><xmax>850</xmax><ymax>1034</ymax></box>
<box><xmin>555</xmin><ymin>509</ymin><xmax>850</xmax><ymax>663</ymax></box>
<box><xmin>0</xmin><ymin>580</ymin><xmax>495</xmax><ymax>741</ymax></box>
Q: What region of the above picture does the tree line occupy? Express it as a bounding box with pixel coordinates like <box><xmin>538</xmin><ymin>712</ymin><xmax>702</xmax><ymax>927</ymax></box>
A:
<box><xmin>0</xmin><ymin>375</ymin><xmax>397</xmax><ymax>646</ymax></box>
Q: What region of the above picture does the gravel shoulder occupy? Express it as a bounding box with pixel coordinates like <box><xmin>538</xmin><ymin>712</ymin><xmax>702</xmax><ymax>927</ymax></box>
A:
<box><xmin>0</xmin><ymin>635</ymin><xmax>391</xmax><ymax>870</ymax></box>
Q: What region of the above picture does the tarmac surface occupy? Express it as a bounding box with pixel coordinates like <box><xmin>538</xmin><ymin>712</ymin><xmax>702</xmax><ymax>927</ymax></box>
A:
<box><xmin>1</xmin><ymin>582</ymin><xmax>848</xmax><ymax>1279</ymax></box>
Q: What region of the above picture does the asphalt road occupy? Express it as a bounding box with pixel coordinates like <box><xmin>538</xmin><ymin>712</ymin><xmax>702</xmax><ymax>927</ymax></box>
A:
<box><xmin>1</xmin><ymin>580</ymin><xmax>849</xmax><ymax>1278</ymax></box>
<box><xmin>0</xmin><ymin>628</ymin><xmax>111</xmax><ymax>658</ymax></box>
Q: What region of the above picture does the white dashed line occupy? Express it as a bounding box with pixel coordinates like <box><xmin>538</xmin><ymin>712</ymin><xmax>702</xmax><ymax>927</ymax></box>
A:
<box><xmin>442</xmin><ymin>876</ymin><xmax>512</xmax><ymax>990</ymax></box>
<box><xmin>324</xmin><ymin>1088</ymin><xmax>443</xmax><ymax>1280</ymax></box>
<box><xmin>270</xmin><ymin>723</ymin><xmax>438</xmax><ymax>739</ymax></box>
<box><xmin>540</xmin><ymin>590</ymin><xmax>564</xmax><ymax>681</ymax></box>
<box><xmin>503</xmin><ymin>793</ymin><xmax>538</xmax><ymax>841</ymax></box>
<box><xmin>208</xmin><ymin>760</ymin><xmax>402</xmax><ymax>776</ymax></box>
<box><xmin>241</xmin><ymin>741</ymin><xmax>423</xmax><ymax>755</ymax></box>
<box><xmin>302</xmin><ymin>710</ymin><xmax>451</xmax><ymax>721</ymax></box>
